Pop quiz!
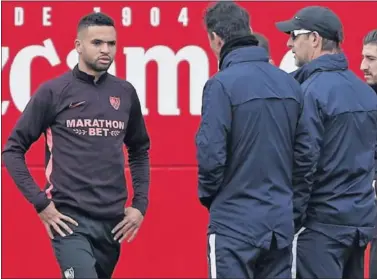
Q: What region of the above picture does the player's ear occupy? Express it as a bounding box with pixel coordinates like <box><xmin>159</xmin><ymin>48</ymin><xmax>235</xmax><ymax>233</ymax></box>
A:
<box><xmin>212</xmin><ymin>32</ymin><xmax>224</xmax><ymax>48</ymax></box>
<box><xmin>311</xmin><ymin>31</ymin><xmax>321</xmax><ymax>48</ymax></box>
<box><xmin>75</xmin><ymin>39</ymin><xmax>82</xmax><ymax>54</ymax></box>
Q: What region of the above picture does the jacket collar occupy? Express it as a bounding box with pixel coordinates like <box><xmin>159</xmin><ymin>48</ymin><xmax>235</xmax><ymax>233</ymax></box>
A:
<box><xmin>292</xmin><ymin>53</ymin><xmax>348</xmax><ymax>84</ymax></box>
<box><xmin>72</xmin><ymin>64</ymin><xmax>108</xmax><ymax>84</ymax></box>
<box><xmin>219</xmin><ymin>35</ymin><xmax>267</xmax><ymax>70</ymax></box>
<box><xmin>219</xmin><ymin>46</ymin><xmax>270</xmax><ymax>71</ymax></box>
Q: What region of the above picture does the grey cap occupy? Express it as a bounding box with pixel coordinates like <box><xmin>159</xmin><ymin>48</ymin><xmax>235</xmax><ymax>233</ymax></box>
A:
<box><xmin>275</xmin><ymin>6</ymin><xmax>344</xmax><ymax>42</ymax></box>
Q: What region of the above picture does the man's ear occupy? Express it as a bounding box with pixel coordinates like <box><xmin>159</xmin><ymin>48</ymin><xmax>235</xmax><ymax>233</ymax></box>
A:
<box><xmin>212</xmin><ymin>32</ymin><xmax>224</xmax><ymax>48</ymax></box>
<box><xmin>311</xmin><ymin>32</ymin><xmax>321</xmax><ymax>48</ymax></box>
<box><xmin>75</xmin><ymin>39</ymin><xmax>82</xmax><ymax>54</ymax></box>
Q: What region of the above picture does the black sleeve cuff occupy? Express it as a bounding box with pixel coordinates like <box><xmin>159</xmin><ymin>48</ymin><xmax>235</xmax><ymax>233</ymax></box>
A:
<box><xmin>33</xmin><ymin>192</ymin><xmax>51</xmax><ymax>213</ymax></box>
<box><xmin>132</xmin><ymin>198</ymin><xmax>148</xmax><ymax>216</ymax></box>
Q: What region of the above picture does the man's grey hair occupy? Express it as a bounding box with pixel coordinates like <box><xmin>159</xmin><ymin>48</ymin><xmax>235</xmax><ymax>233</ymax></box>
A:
<box><xmin>363</xmin><ymin>29</ymin><xmax>377</xmax><ymax>45</ymax></box>
<box><xmin>204</xmin><ymin>1</ymin><xmax>251</xmax><ymax>42</ymax></box>
<box><xmin>321</xmin><ymin>38</ymin><xmax>340</xmax><ymax>52</ymax></box>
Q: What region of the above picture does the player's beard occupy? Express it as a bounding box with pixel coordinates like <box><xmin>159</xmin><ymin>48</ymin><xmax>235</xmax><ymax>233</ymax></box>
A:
<box><xmin>85</xmin><ymin>58</ymin><xmax>113</xmax><ymax>73</ymax></box>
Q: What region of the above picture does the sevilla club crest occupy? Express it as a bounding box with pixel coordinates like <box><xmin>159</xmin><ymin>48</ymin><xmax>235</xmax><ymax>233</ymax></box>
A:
<box><xmin>109</xmin><ymin>96</ymin><xmax>120</xmax><ymax>110</ymax></box>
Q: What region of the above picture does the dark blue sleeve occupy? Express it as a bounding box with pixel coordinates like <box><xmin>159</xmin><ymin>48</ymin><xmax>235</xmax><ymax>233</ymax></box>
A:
<box><xmin>2</xmin><ymin>83</ymin><xmax>55</xmax><ymax>213</ymax></box>
<box><xmin>292</xmin><ymin>89</ymin><xmax>324</xmax><ymax>231</ymax></box>
<box><xmin>374</xmin><ymin>139</ymin><xmax>377</xmax><ymax>181</ymax></box>
<box><xmin>195</xmin><ymin>78</ymin><xmax>231</xmax><ymax>209</ymax></box>
<box><xmin>374</xmin><ymin>139</ymin><xmax>377</xmax><ymax>195</ymax></box>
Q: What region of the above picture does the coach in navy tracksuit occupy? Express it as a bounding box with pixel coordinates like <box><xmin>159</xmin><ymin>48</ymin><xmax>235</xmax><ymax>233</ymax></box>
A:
<box><xmin>276</xmin><ymin>6</ymin><xmax>377</xmax><ymax>279</ymax></box>
<box><xmin>195</xmin><ymin>2</ymin><xmax>308</xmax><ymax>278</ymax></box>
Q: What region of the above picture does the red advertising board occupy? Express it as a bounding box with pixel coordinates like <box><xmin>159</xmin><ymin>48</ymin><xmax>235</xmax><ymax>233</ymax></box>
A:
<box><xmin>2</xmin><ymin>1</ymin><xmax>376</xmax><ymax>278</ymax></box>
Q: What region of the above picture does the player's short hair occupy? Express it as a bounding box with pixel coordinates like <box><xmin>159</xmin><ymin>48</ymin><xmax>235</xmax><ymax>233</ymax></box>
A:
<box><xmin>363</xmin><ymin>29</ymin><xmax>377</xmax><ymax>46</ymax></box>
<box><xmin>253</xmin><ymin>32</ymin><xmax>270</xmax><ymax>56</ymax></box>
<box><xmin>204</xmin><ymin>1</ymin><xmax>251</xmax><ymax>42</ymax></box>
<box><xmin>77</xmin><ymin>12</ymin><xmax>115</xmax><ymax>33</ymax></box>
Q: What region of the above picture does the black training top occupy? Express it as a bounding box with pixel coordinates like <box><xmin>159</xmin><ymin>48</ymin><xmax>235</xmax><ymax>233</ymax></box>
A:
<box><xmin>2</xmin><ymin>64</ymin><xmax>151</xmax><ymax>219</ymax></box>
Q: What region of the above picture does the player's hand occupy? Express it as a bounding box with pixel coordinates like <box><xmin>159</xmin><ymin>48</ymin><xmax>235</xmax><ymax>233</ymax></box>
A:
<box><xmin>38</xmin><ymin>201</ymin><xmax>78</xmax><ymax>239</ymax></box>
<box><xmin>112</xmin><ymin>207</ymin><xmax>144</xmax><ymax>243</ymax></box>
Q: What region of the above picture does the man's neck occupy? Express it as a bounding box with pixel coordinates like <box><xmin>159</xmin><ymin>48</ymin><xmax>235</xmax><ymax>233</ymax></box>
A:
<box><xmin>311</xmin><ymin>49</ymin><xmax>340</xmax><ymax>61</ymax></box>
<box><xmin>78</xmin><ymin>62</ymin><xmax>104</xmax><ymax>82</ymax></box>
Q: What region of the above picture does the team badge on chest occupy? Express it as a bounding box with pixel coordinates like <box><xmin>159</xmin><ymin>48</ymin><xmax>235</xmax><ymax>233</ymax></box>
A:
<box><xmin>109</xmin><ymin>96</ymin><xmax>120</xmax><ymax>110</ymax></box>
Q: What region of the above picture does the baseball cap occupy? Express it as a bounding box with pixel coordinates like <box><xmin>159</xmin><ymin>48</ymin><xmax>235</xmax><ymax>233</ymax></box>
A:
<box><xmin>275</xmin><ymin>6</ymin><xmax>344</xmax><ymax>42</ymax></box>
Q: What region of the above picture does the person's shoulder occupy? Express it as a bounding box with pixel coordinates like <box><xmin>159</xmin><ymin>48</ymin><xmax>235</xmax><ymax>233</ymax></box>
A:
<box><xmin>34</xmin><ymin>70</ymin><xmax>73</xmax><ymax>99</ymax></box>
<box><xmin>106</xmin><ymin>74</ymin><xmax>138</xmax><ymax>99</ymax></box>
<box><xmin>254</xmin><ymin>62</ymin><xmax>303</xmax><ymax>92</ymax></box>
<box><xmin>203</xmin><ymin>73</ymin><xmax>226</xmax><ymax>92</ymax></box>
<box><xmin>209</xmin><ymin>69</ymin><xmax>232</xmax><ymax>89</ymax></box>
<box><xmin>265</xmin><ymin>65</ymin><xmax>305</xmax><ymax>100</ymax></box>
<box><xmin>107</xmin><ymin>73</ymin><xmax>133</xmax><ymax>88</ymax></box>
<box><xmin>267</xmin><ymin>64</ymin><xmax>301</xmax><ymax>84</ymax></box>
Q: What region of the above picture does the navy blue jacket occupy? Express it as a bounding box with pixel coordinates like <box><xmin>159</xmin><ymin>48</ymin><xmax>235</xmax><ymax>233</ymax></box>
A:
<box><xmin>292</xmin><ymin>53</ymin><xmax>377</xmax><ymax>246</ymax></box>
<box><xmin>195</xmin><ymin>46</ymin><xmax>304</xmax><ymax>249</ymax></box>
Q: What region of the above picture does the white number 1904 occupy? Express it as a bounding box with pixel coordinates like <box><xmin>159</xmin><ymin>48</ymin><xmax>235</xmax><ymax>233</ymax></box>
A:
<box><xmin>119</xmin><ymin>7</ymin><xmax>189</xmax><ymax>27</ymax></box>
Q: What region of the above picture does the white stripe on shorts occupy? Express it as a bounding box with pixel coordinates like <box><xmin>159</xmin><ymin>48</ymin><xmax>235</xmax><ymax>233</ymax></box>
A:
<box><xmin>292</xmin><ymin>227</ymin><xmax>306</xmax><ymax>279</ymax></box>
<box><xmin>209</xmin><ymin>233</ymin><xmax>217</xmax><ymax>279</ymax></box>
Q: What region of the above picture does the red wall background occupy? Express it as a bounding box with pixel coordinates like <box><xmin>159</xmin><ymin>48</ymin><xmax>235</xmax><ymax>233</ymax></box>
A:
<box><xmin>2</xmin><ymin>1</ymin><xmax>377</xmax><ymax>278</ymax></box>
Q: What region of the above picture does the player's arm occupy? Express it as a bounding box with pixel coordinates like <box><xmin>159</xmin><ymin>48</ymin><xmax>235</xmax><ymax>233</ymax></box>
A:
<box><xmin>195</xmin><ymin>78</ymin><xmax>231</xmax><ymax>210</ymax></box>
<box><xmin>2</xmin><ymin>83</ymin><xmax>55</xmax><ymax>213</ymax></box>
<box><xmin>292</xmin><ymin>89</ymin><xmax>324</xmax><ymax>232</ymax></box>
<box><xmin>124</xmin><ymin>86</ymin><xmax>151</xmax><ymax>216</ymax></box>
